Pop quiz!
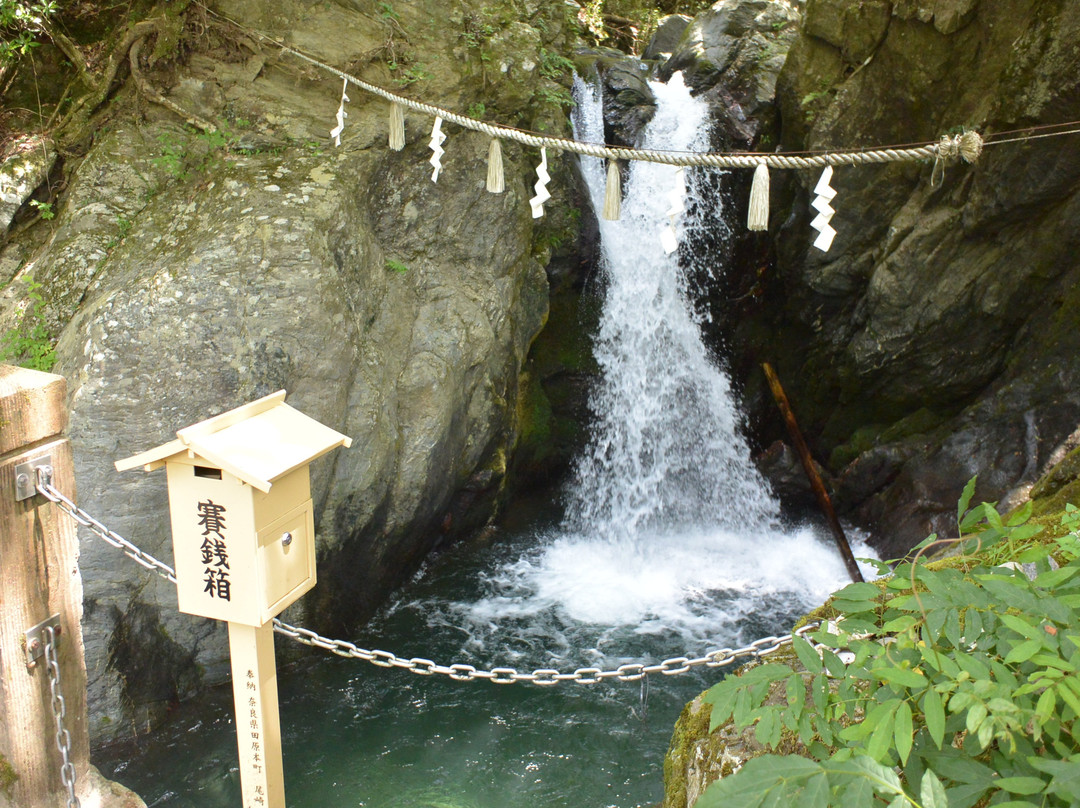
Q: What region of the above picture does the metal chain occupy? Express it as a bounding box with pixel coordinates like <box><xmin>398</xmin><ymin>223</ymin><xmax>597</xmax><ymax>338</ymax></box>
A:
<box><xmin>271</xmin><ymin>618</ymin><xmax>819</xmax><ymax>685</ymax></box>
<box><xmin>37</xmin><ymin>471</ymin><xmax>178</xmax><ymax>584</ymax></box>
<box><xmin>43</xmin><ymin>626</ymin><xmax>81</xmax><ymax>808</ymax></box>
<box><xmin>36</xmin><ymin>473</ymin><xmax>817</xmax><ymax>685</ymax></box>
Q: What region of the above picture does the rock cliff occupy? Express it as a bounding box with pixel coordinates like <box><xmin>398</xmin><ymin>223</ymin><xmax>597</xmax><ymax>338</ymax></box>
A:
<box><xmin>707</xmin><ymin>0</ymin><xmax>1080</xmax><ymax>559</ymax></box>
<box><xmin>1</xmin><ymin>0</ymin><xmax>583</xmax><ymax>742</ymax></box>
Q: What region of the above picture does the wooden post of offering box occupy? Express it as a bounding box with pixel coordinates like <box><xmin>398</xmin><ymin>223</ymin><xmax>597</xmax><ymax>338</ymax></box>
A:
<box><xmin>116</xmin><ymin>391</ymin><xmax>351</xmax><ymax>808</ymax></box>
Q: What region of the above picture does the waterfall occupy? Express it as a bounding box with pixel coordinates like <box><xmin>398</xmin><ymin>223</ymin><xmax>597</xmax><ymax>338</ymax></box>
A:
<box><xmin>565</xmin><ymin>72</ymin><xmax>778</xmax><ymax>546</ymax></box>
<box><xmin>433</xmin><ymin>73</ymin><xmax>871</xmax><ymax>651</ymax></box>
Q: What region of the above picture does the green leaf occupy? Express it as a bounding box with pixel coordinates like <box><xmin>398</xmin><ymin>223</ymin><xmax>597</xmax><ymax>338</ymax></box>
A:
<box><xmin>894</xmin><ymin>700</ymin><xmax>913</xmax><ymax>765</ymax></box>
<box><xmin>1004</xmin><ymin>639</ymin><xmax>1042</xmax><ymax>665</ymax></box>
<box><xmin>926</xmin><ymin>607</ymin><xmax>948</xmax><ymax>642</ymax></box>
<box><xmin>998</xmin><ymin>613</ymin><xmax>1043</xmax><ymax>641</ymax></box>
<box><xmin>786</xmin><ymin>674</ymin><xmax>804</xmax><ymax>710</ymax></box>
<box><xmin>994</xmin><ymin>776</ymin><xmax>1048</xmax><ymax>795</ymax></box>
<box><xmin>704</xmin><ymin>683</ymin><xmax>738</xmax><ymax>731</ymax></box>
<box><xmin>792</xmin><ymin>636</ymin><xmax>823</xmax><ymax>674</ymax></box>
<box><xmin>1006</xmin><ymin>499</ymin><xmax>1033</xmax><ymax>527</ymax></box>
<box><xmin>958</xmin><ymin>476</ymin><xmax>978</xmax><ymax>528</ymax></box>
<box><xmin>920</xmin><ymin>769</ymin><xmax>948</xmax><ymax>808</ymax></box>
<box><xmin>975</xmin><ymin>575</ymin><xmax>1043</xmax><ymax>616</ymax></box>
<box><xmin>1029</xmin><ymin>757</ymin><xmax>1080</xmax><ymax>801</ymax></box>
<box><xmin>694</xmin><ymin>772</ymin><xmax>769</xmax><ymax>808</ymax></box>
<box><xmin>872</xmin><ymin>666</ymin><xmax>928</xmax><ymax>688</ymax></box>
<box><xmin>925</xmin><ymin>750</ymin><xmax>994</xmax><ymax>786</ymax></box>
<box><xmin>832</xmin><ymin>599</ymin><xmax>879</xmax><ymax>616</ymax></box>
<box><xmin>943</xmin><ymin>608</ymin><xmax>962</xmax><ymax>650</ymax></box>
<box><xmin>1055</xmin><ymin>680</ymin><xmax>1080</xmax><ymax>715</ymax></box>
<box><xmin>756</xmin><ymin>708</ymin><xmax>782</xmax><ymax>749</ymax></box>
<box><xmin>1035</xmin><ymin>687</ymin><xmax>1056</xmax><ymax>723</ymax></box>
<box><xmin>812</xmin><ymin>672</ymin><xmax>829</xmax><ymax>713</ymax></box>
<box><xmin>733</xmin><ymin>686</ymin><xmax>753</xmax><ymax>727</ymax></box>
<box><xmin>883</xmin><ymin>615</ymin><xmax>920</xmax><ymax>633</ymax></box>
<box><xmin>960</xmin><ymin>502</ymin><xmax>994</xmax><ymax>532</ymax></box>
<box><xmin>800</xmin><ymin>772</ymin><xmax>829</xmax><ymax>808</ymax></box>
<box><xmin>834</xmin><ymin>582</ymin><xmax>883</xmax><ymax>601</ymax></box>
<box><xmin>841</xmin><ymin>755</ymin><xmax>904</xmax><ymax>794</ymax></box>
<box><xmin>751</xmin><ymin>754</ymin><xmax>823</xmax><ymax>779</ymax></box>
<box><xmin>923</xmin><ymin>688</ymin><xmax>946</xmax><ymax>749</ymax></box>
<box><xmin>1036</xmin><ymin>565</ymin><xmax>1080</xmax><ymax>589</ymax></box>
<box><xmin>964</xmin><ymin>702</ymin><xmax>987</xmax><ymax>735</ymax></box>
<box><xmin>740</xmin><ymin>663</ymin><xmax>796</xmax><ymax>685</ymax></box>
<box><xmin>823</xmin><ymin>649</ymin><xmax>848</xmax><ymax>679</ymax></box>
<box><xmin>866</xmin><ymin>704</ymin><xmax>898</xmax><ymax>762</ymax></box>
<box><xmin>837</xmin><ymin>776</ymin><xmax>874</xmax><ymax>808</ymax></box>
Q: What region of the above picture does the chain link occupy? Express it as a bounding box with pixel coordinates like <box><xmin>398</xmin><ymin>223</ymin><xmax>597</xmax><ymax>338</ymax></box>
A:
<box><xmin>37</xmin><ymin>474</ymin><xmax>819</xmax><ymax>687</ymax></box>
<box><xmin>37</xmin><ymin>473</ymin><xmax>178</xmax><ymax>584</ymax></box>
<box><xmin>43</xmin><ymin>626</ymin><xmax>81</xmax><ymax>808</ymax></box>
<box><xmin>271</xmin><ymin>618</ymin><xmax>820</xmax><ymax>685</ymax></box>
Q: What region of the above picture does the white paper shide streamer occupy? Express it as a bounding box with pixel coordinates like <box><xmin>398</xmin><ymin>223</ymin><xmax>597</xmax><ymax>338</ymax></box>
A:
<box><xmin>810</xmin><ymin>165</ymin><xmax>837</xmax><ymax>252</ymax></box>
<box><xmin>660</xmin><ymin>167</ymin><xmax>686</xmax><ymax>254</ymax></box>
<box><xmin>428</xmin><ymin>116</ymin><xmax>447</xmax><ymax>183</ymax></box>
<box><xmin>330</xmin><ymin>77</ymin><xmax>349</xmax><ymax>146</ymax></box>
<box><xmin>530</xmin><ymin>147</ymin><xmax>551</xmax><ymax>218</ymax></box>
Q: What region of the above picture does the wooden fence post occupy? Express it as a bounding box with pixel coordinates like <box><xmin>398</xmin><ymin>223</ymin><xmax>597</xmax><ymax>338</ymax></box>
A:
<box><xmin>0</xmin><ymin>364</ymin><xmax>144</xmax><ymax>808</ymax></box>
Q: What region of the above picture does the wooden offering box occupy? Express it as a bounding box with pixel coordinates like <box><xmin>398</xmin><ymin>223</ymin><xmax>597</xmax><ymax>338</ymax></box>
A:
<box><xmin>116</xmin><ymin>390</ymin><xmax>351</xmax><ymax>627</ymax></box>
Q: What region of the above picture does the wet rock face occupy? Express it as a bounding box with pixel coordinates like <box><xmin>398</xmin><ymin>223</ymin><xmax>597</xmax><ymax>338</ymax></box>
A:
<box><xmin>660</xmin><ymin>0</ymin><xmax>801</xmax><ymax>129</ymax></box>
<box><xmin>732</xmin><ymin>0</ymin><xmax>1080</xmax><ymax>558</ymax></box>
<box><xmin>1</xmin><ymin>0</ymin><xmax>576</xmax><ymax>742</ymax></box>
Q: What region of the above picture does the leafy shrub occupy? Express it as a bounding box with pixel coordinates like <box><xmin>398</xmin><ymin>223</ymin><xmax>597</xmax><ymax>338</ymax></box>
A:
<box><xmin>696</xmin><ymin>484</ymin><xmax>1080</xmax><ymax>808</ymax></box>
<box><xmin>1</xmin><ymin>274</ymin><xmax>56</xmax><ymax>371</ymax></box>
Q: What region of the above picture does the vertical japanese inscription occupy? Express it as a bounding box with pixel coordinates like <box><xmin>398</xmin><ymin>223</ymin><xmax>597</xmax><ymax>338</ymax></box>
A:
<box><xmin>230</xmin><ymin>624</ymin><xmax>283</xmax><ymax>808</ymax></box>
<box><xmin>197</xmin><ymin>499</ymin><xmax>231</xmax><ymax>601</ymax></box>
<box><xmin>246</xmin><ymin>669</ymin><xmax>266</xmax><ymax>805</ymax></box>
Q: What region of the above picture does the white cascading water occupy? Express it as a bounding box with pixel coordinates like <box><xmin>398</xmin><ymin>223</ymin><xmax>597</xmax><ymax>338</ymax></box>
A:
<box><xmin>441</xmin><ymin>73</ymin><xmax>871</xmax><ymax>658</ymax></box>
<box><xmin>564</xmin><ymin>73</ymin><xmax>777</xmax><ymax>542</ymax></box>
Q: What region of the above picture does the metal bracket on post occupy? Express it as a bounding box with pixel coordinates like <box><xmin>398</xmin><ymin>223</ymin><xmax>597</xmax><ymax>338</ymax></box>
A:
<box><xmin>24</xmin><ymin>613</ymin><xmax>61</xmax><ymax>667</ymax></box>
<box><xmin>14</xmin><ymin>454</ymin><xmax>53</xmax><ymax>502</ymax></box>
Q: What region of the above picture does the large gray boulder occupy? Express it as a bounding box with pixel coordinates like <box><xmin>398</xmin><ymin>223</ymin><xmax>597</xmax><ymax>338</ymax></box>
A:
<box><xmin>2</xmin><ymin>0</ymin><xmax>578</xmax><ymax>742</ymax></box>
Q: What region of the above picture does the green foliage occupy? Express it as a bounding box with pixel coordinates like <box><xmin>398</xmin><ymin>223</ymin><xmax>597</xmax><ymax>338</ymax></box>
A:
<box><xmin>1</xmin><ymin>274</ymin><xmax>56</xmax><ymax>371</ymax></box>
<box><xmin>535</xmin><ymin>85</ymin><xmax>574</xmax><ymax>109</ymax></box>
<box><xmin>389</xmin><ymin>59</ymin><xmax>431</xmax><ymax>87</ymax></box>
<box><xmin>385</xmin><ymin>259</ymin><xmax>409</xmax><ymax>274</ymax></box>
<box><xmin>0</xmin><ymin>752</ymin><xmax>16</xmax><ymax>801</ymax></box>
<box><xmin>698</xmin><ymin>490</ymin><xmax>1080</xmax><ymax>808</ymax></box>
<box><xmin>153</xmin><ymin>133</ymin><xmax>188</xmax><ymax>178</ymax></box>
<box><xmin>467</xmin><ymin>102</ymin><xmax>486</xmax><ymax>119</ymax></box>
<box><xmin>106</xmin><ymin>214</ymin><xmax>132</xmax><ymax>251</ymax></box>
<box><xmin>0</xmin><ymin>0</ymin><xmax>56</xmax><ymax>66</ymax></box>
<box><xmin>151</xmin><ymin>121</ymin><xmax>249</xmax><ymax>180</ymax></box>
<box><xmin>539</xmin><ymin>47</ymin><xmax>575</xmax><ymax>82</ymax></box>
<box><xmin>28</xmin><ymin>198</ymin><xmax>53</xmax><ymax>219</ymax></box>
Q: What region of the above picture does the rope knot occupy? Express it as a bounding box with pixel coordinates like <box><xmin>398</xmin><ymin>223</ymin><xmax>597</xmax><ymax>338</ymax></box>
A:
<box><xmin>937</xmin><ymin>130</ymin><xmax>983</xmax><ymax>164</ymax></box>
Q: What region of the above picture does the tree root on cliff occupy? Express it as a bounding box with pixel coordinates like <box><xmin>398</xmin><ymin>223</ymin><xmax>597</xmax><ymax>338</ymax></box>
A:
<box><xmin>128</xmin><ymin>35</ymin><xmax>217</xmax><ymax>135</ymax></box>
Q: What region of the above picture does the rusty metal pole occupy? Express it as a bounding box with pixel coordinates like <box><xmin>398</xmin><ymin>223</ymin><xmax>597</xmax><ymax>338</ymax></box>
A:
<box><xmin>761</xmin><ymin>362</ymin><xmax>864</xmax><ymax>583</ymax></box>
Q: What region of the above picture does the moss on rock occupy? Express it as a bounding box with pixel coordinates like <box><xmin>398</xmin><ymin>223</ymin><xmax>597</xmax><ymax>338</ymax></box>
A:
<box><xmin>0</xmin><ymin>753</ymin><xmax>17</xmax><ymax>801</ymax></box>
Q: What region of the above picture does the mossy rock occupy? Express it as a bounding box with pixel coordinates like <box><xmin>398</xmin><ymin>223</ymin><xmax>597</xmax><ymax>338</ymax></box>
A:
<box><xmin>663</xmin><ymin>649</ymin><xmax>810</xmax><ymax>808</ymax></box>
<box><xmin>1030</xmin><ymin>446</ymin><xmax>1080</xmax><ymax>509</ymax></box>
<box><xmin>0</xmin><ymin>753</ymin><xmax>17</xmax><ymax>801</ymax></box>
<box><xmin>828</xmin><ymin>407</ymin><xmax>946</xmax><ymax>472</ymax></box>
